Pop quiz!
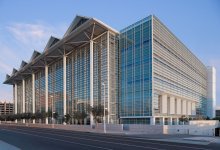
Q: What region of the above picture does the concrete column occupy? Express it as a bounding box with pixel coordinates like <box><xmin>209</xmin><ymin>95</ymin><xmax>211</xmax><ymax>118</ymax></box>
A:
<box><xmin>14</xmin><ymin>83</ymin><xmax>18</xmax><ymax>123</ymax></box>
<box><xmin>192</xmin><ymin>102</ymin><xmax>196</xmax><ymax>115</ymax></box>
<box><xmin>63</xmin><ymin>54</ymin><xmax>67</xmax><ymax>125</ymax></box>
<box><xmin>176</xmin><ymin>98</ymin><xmax>182</xmax><ymax>115</ymax></box>
<box><xmin>32</xmin><ymin>73</ymin><xmax>35</xmax><ymax>124</ymax></box>
<box><xmin>182</xmin><ymin>100</ymin><xmax>187</xmax><ymax>115</ymax></box>
<box><xmin>90</xmin><ymin>40</ymin><xmax>94</xmax><ymax>126</ymax></box>
<box><xmin>169</xmin><ymin>117</ymin><xmax>173</xmax><ymax>125</ymax></box>
<box><xmin>176</xmin><ymin>118</ymin><xmax>179</xmax><ymax>125</ymax></box>
<box><xmin>150</xmin><ymin>117</ymin><xmax>155</xmax><ymax>125</ymax></box>
<box><xmin>169</xmin><ymin>96</ymin><xmax>175</xmax><ymax>114</ymax></box>
<box><xmin>187</xmin><ymin>101</ymin><xmax>192</xmax><ymax>115</ymax></box>
<box><xmin>22</xmin><ymin>79</ymin><xmax>25</xmax><ymax>123</ymax></box>
<box><xmin>45</xmin><ymin>65</ymin><xmax>48</xmax><ymax>124</ymax></box>
<box><xmin>107</xmin><ymin>31</ymin><xmax>110</xmax><ymax>124</ymax></box>
<box><xmin>161</xmin><ymin>117</ymin><xmax>165</xmax><ymax>125</ymax></box>
<box><xmin>161</xmin><ymin>94</ymin><xmax>167</xmax><ymax>114</ymax></box>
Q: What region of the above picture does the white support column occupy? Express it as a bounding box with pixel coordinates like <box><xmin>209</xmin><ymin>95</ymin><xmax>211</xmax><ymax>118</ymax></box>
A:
<box><xmin>176</xmin><ymin>118</ymin><xmax>179</xmax><ymax>125</ymax></box>
<box><xmin>161</xmin><ymin>117</ymin><xmax>165</xmax><ymax>125</ymax></box>
<box><xmin>22</xmin><ymin>79</ymin><xmax>25</xmax><ymax>123</ymax></box>
<box><xmin>107</xmin><ymin>31</ymin><xmax>110</xmax><ymax>124</ymax></box>
<box><xmin>150</xmin><ymin>117</ymin><xmax>155</xmax><ymax>125</ymax></box>
<box><xmin>182</xmin><ymin>100</ymin><xmax>187</xmax><ymax>115</ymax></box>
<box><xmin>90</xmin><ymin>40</ymin><xmax>94</xmax><ymax>126</ymax></box>
<box><xmin>161</xmin><ymin>94</ymin><xmax>168</xmax><ymax>114</ymax></box>
<box><xmin>63</xmin><ymin>54</ymin><xmax>67</xmax><ymax>125</ymax></box>
<box><xmin>169</xmin><ymin>96</ymin><xmax>175</xmax><ymax>114</ymax></box>
<box><xmin>45</xmin><ymin>65</ymin><xmax>48</xmax><ymax>124</ymax></box>
<box><xmin>169</xmin><ymin>117</ymin><xmax>173</xmax><ymax>125</ymax></box>
<box><xmin>32</xmin><ymin>73</ymin><xmax>35</xmax><ymax>124</ymax></box>
<box><xmin>14</xmin><ymin>83</ymin><xmax>18</xmax><ymax>123</ymax></box>
<box><xmin>176</xmin><ymin>98</ymin><xmax>182</xmax><ymax>115</ymax></box>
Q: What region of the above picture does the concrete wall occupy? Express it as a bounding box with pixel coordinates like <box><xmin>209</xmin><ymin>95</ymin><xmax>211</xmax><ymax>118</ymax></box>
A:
<box><xmin>123</xmin><ymin>124</ymin><xmax>163</xmax><ymax>134</ymax></box>
<box><xmin>164</xmin><ymin>120</ymin><xmax>219</xmax><ymax>136</ymax></box>
<box><xmin>1</xmin><ymin>120</ymin><xmax>219</xmax><ymax>136</ymax></box>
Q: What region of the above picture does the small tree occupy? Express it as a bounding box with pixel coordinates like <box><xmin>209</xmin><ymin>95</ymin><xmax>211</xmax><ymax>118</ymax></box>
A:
<box><xmin>64</xmin><ymin>114</ymin><xmax>71</xmax><ymax>124</ymax></box>
<box><xmin>89</xmin><ymin>104</ymin><xmax>108</xmax><ymax>124</ymax></box>
<box><xmin>73</xmin><ymin>111</ymin><xmax>87</xmax><ymax>125</ymax></box>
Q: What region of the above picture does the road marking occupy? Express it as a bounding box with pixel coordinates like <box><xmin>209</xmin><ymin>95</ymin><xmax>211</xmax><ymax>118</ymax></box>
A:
<box><xmin>13</xmin><ymin>128</ymin><xmax>211</xmax><ymax>150</ymax></box>
<box><xmin>1</xmin><ymin>129</ymin><xmax>112</xmax><ymax>150</ymax></box>
<box><xmin>4</xmin><ymin>128</ymin><xmax>165</xmax><ymax>150</ymax></box>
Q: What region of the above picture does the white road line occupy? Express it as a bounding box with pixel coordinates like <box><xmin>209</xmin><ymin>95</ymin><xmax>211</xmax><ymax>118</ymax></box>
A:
<box><xmin>13</xmin><ymin>127</ymin><xmax>212</xmax><ymax>150</ymax></box>
<box><xmin>1</xmin><ymin>129</ymin><xmax>112</xmax><ymax>150</ymax></box>
<box><xmin>6</xmin><ymin>128</ymin><xmax>165</xmax><ymax>150</ymax></box>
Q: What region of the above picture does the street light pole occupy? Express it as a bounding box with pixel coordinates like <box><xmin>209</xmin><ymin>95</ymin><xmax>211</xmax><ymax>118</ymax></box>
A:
<box><xmin>102</xmin><ymin>82</ymin><xmax>106</xmax><ymax>134</ymax></box>
<box><xmin>50</xmin><ymin>95</ymin><xmax>54</xmax><ymax>128</ymax></box>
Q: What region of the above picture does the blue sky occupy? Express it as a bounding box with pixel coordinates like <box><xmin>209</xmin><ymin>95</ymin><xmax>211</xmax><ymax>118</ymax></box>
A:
<box><xmin>0</xmin><ymin>0</ymin><xmax>219</xmax><ymax>108</ymax></box>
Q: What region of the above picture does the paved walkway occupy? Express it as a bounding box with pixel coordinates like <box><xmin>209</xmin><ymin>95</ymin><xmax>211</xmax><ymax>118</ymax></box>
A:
<box><xmin>0</xmin><ymin>140</ymin><xmax>20</xmax><ymax>150</ymax></box>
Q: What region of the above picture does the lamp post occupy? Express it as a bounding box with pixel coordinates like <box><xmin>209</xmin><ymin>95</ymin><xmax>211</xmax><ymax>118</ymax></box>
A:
<box><xmin>50</xmin><ymin>95</ymin><xmax>54</xmax><ymax>127</ymax></box>
<box><xmin>102</xmin><ymin>82</ymin><xmax>106</xmax><ymax>134</ymax></box>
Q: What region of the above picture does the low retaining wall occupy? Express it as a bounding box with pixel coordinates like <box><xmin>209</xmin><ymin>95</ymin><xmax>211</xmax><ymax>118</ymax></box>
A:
<box><xmin>1</xmin><ymin>120</ymin><xmax>219</xmax><ymax>136</ymax></box>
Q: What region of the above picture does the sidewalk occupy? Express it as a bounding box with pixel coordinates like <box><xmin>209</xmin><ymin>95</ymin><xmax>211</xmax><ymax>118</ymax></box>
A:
<box><xmin>0</xmin><ymin>140</ymin><xmax>20</xmax><ymax>150</ymax></box>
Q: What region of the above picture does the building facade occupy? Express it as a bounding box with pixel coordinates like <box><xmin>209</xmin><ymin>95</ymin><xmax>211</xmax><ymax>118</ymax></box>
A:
<box><xmin>0</xmin><ymin>101</ymin><xmax>14</xmax><ymax>115</ymax></box>
<box><xmin>4</xmin><ymin>15</ymin><xmax>216</xmax><ymax>125</ymax></box>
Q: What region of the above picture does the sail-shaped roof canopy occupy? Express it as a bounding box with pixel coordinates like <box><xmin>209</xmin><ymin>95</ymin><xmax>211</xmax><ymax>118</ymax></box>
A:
<box><xmin>11</xmin><ymin>68</ymin><xmax>17</xmax><ymax>76</ymax></box>
<box><xmin>30</xmin><ymin>50</ymin><xmax>41</xmax><ymax>61</ymax></box>
<box><xmin>4</xmin><ymin>15</ymin><xmax>119</xmax><ymax>85</ymax></box>
<box><xmin>44</xmin><ymin>36</ymin><xmax>60</xmax><ymax>52</ymax></box>
<box><xmin>63</xmin><ymin>15</ymin><xmax>90</xmax><ymax>38</ymax></box>
<box><xmin>5</xmin><ymin>74</ymin><xmax>10</xmax><ymax>80</ymax></box>
<box><xmin>20</xmin><ymin>60</ymin><xmax>27</xmax><ymax>69</ymax></box>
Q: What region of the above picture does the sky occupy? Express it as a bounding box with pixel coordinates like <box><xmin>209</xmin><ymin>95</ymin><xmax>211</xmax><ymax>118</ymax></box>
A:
<box><xmin>0</xmin><ymin>0</ymin><xmax>219</xmax><ymax>108</ymax></box>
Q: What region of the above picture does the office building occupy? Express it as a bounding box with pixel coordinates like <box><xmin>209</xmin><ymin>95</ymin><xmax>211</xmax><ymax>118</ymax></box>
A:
<box><xmin>0</xmin><ymin>101</ymin><xmax>14</xmax><ymax>115</ymax></box>
<box><xmin>4</xmin><ymin>15</ymin><xmax>216</xmax><ymax>125</ymax></box>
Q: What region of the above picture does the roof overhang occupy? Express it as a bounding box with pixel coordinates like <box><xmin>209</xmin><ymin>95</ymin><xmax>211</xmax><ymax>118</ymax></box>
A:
<box><xmin>4</xmin><ymin>17</ymin><xmax>119</xmax><ymax>85</ymax></box>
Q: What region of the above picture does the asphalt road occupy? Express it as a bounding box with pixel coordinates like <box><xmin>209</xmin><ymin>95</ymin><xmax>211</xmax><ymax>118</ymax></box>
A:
<box><xmin>0</xmin><ymin>125</ymin><xmax>219</xmax><ymax>150</ymax></box>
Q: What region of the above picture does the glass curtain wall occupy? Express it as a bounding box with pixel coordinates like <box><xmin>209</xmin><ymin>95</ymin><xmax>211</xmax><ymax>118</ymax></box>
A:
<box><xmin>120</xmin><ymin>17</ymin><xmax>152</xmax><ymax>124</ymax></box>
<box><xmin>17</xmin><ymin>82</ymin><xmax>23</xmax><ymax>122</ymax></box>
<box><xmin>25</xmin><ymin>77</ymin><xmax>32</xmax><ymax>114</ymax></box>
<box><xmin>35</xmin><ymin>70</ymin><xmax>45</xmax><ymax>123</ymax></box>
<box><xmin>108</xmin><ymin>33</ymin><xmax>119</xmax><ymax>124</ymax></box>
<box><xmin>48</xmin><ymin>59</ymin><xmax>63</xmax><ymax>124</ymax></box>
<box><xmin>66</xmin><ymin>45</ymin><xmax>90</xmax><ymax>124</ymax></box>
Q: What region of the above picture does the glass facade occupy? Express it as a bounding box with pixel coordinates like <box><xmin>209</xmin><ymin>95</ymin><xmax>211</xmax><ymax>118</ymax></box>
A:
<box><xmin>8</xmin><ymin>15</ymin><xmax>213</xmax><ymax>125</ymax></box>
<box><xmin>152</xmin><ymin>16</ymin><xmax>208</xmax><ymax>117</ymax></box>
<box><xmin>66</xmin><ymin>45</ymin><xmax>90</xmax><ymax>124</ymax></box>
<box><xmin>119</xmin><ymin>16</ymin><xmax>152</xmax><ymax>124</ymax></box>
<box><xmin>35</xmin><ymin>70</ymin><xmax>45</xmax><ymax>123</ymax></box>
<box><xmin>25</xmin><ymin>77</ymin><xmax>32</xmax><ymax>113</ymax></box>
<box><xmin>17</xmin><ymin>82</ymin><xmax>23</xmax><ymax>114</ymax></box>
<box><xmin>48</xmin><ymin>59</ymin><xmax>63</xmax><ymax>123</ymax></box>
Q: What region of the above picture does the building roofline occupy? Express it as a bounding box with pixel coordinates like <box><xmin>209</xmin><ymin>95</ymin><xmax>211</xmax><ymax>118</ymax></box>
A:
<box><xmin>4</xmin><ymin>15</ymin><xmax>119</xmax><ymax>85</ymax></box>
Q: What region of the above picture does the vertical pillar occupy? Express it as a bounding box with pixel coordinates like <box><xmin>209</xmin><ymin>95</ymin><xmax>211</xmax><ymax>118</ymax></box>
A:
<box><xmin>63</xmin><ymin>54</ymin><xmax>67</xmax><ymax>125</ymax></box>
<box><xmin>161</xmin><ymin>117</ymin><xmax>165</xmax><ymax>125</ymax></box>
<box><xmin>90</xmin><ymin>40</ymin><xmax>94</xmax><ymax>126</ymax></box>
<box><xmin>161</xmin><ymin>94</ymin><xmax>168</xmax><ymax>114</ymax></box>
<box><xmin>176</xmin><ymin>118</ymin><xmax>179</xmax><ymax>125</ymax></box>
<box><xmin>22</xmin><ymin>79</ymin><xmax>25</xmax><ymax>123</ymax></box>
<box><xmin>169</xmin><ymin>117</ymin><xmax>173</xmax><ymax>125</ymax></box>
<box><xmin>107</xmin><ymin>31</ymin><xmax>110</xmax><ymax>124</ymax></box>
<box><xmin>169</xmin><ymin>96</ymin><xmax>175</xmax><ymax>114</ymax></box>
<box><xmin>45</xmin><ymin>65</ymin><xmax>48</xmax><ymax>124</ymax></box>
<box><xmin>14</xmin><ymin>83</ymin><xmax>18</xmax><ymax>123</ymax></box>
<box><xmin>32</xmin><ymin>73</ymin><xmax>35</xmax><ymax>124</ymax></box>
<box><xmin>150</xmin><ymin>117</ymin><xmax>155</xmax><ymax>125</ymax></box>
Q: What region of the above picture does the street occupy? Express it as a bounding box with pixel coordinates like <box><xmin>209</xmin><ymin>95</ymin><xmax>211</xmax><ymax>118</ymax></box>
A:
<box><xmin>0</xmin><ymin>125</ymin><xmax>219</xmax><ymax>150</ymax></box>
